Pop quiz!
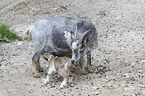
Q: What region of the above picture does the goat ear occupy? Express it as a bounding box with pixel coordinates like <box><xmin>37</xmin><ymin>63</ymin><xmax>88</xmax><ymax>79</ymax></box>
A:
<box><xmin>84</xmin><ymin>38</ymin><xmax>90</xmax><ymax>46</ymax></box>
<box><xmin>70</xmin><ymin>31</ymin><xmax>74</xmax><ymax>40</ymax></box>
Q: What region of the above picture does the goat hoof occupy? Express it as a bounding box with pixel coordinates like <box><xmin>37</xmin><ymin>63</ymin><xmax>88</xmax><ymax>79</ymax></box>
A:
<box><xmin>44</xmin><ymin>81</ymin><xmax>48</xmax><ymax>86</ymax></box>
<box><xmin>43</xmin><ymin>79</ymin><xmax>49</xmax><ymax>85</ymax></box>
<box><xmin>38</xmin><ymin>67</ymin><xmax>44</xmax><ymax>72</ymax></box>
<box><xmin>87</xmin><ymin>67</ymin><xmax>94</xmax><ymax>73</ymax></box>
<box><xmin>60</xmin><ymin>85</ymin><xmax>65</xmax><ymax>89</ymax></box>
<box><xmin>34</xmin><ymin>73</ymin><xmax>41</xmax><ymax>78</ymax></box>
<box><xmin>81</xmin><ymin>69</ymin><xmax>88</xmax><ymax>75</ymax></box>
<box><xmin>60</xmin><ymin>86</ymin><xmax>63</xmax><ymax>89</ymax></box>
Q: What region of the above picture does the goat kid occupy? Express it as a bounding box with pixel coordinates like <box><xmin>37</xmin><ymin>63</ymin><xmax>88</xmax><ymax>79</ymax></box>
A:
<box><xmin>43</xmin><ymin>53</ymin><xmax>72</xmax><ymax>88</ymax></box>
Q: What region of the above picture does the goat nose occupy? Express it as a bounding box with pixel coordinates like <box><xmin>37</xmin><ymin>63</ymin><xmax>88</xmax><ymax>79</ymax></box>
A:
<box><xmin>71</xmin><ymin>60</ymin><xmax>75</xmax><ymax>64</ymax></box>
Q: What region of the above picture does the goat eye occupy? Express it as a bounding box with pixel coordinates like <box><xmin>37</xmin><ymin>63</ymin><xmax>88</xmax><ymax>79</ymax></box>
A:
<box><xmin>80</xmin><ymin>49</ymin><xmax>84</xmax><ymax>52</ymax></box>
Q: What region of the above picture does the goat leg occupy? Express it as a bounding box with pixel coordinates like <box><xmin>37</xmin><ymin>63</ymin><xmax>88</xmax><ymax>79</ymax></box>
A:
<box><xmin>37</xmin><ymin>58</ymin><xmax>43</xmax><ymax>72</ymax></box>
<box><xmin>80</xmin><ymin>57</ymin><xmax>88</xmax><ymax>75</ymax></box>
<box><xmin>60</xmin><ymin>76</ymin><xmax>68</xmax><ymax>88</ymax></box>
<box><xmin>32</xmin><ymin>59</ymin><xmax>41</xmax><ymax>78</ymax></box>
<box><xmin>44</xmin><ymin>74</ymin><xmax>51</xmax><ymax>85</ymax></box>
<box><xmin>87</xmin><ymin>51</ymin><xmax>93</xmax><ymax>73</ymax></box>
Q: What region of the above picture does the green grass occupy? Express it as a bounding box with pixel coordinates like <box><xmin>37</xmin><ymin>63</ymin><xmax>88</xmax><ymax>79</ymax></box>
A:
<box><xmin>0</xmin><ymin>24</ymin><xmax>20</xmax><ymax>42</ymax></box>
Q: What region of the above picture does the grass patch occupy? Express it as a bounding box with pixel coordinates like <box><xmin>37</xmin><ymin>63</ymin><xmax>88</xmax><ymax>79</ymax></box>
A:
<box><xmin>0</xmin><ymin>24</ymin><xmax>20</xmax><ymax>42</ymax></box>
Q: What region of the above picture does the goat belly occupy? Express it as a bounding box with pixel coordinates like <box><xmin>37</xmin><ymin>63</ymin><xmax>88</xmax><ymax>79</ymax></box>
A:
<box><xmin>51</xmin><ymin>49</ymin><xmax>72</xmax><ymax>58</ymax></box>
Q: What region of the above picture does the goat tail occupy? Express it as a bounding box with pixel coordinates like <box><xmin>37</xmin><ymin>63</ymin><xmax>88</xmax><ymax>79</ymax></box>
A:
<box><xmin>26</xmin><ymin>25</ymin><xmax>34</xmax><ymax>42</ymax></box>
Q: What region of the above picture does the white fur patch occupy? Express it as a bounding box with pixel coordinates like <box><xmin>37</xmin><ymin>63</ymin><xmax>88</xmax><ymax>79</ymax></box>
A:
<box><xmin>65</xmin><ymin>63</ymin><xmax>68</xmax><ymax>70</ymax></box>
<box><xmin>48</xmin><ymin>59</ymin><xmax>56</xmax><ymax>74</ymax></box>
<box><xmin>60</xmin><ymin>78</ymin><xmax>67</xmax><ymax>88</ymax></box>
<box><xmin>64</xmin><ymin>31</ymin><xmax>71</xmax><ymax>38</ymax></box>
<box><xmin>64</xmin><ymin>31</ymin><xmax>71</xmax><ymax>45</ymax></box>
<box><xmin>43</xmin><ymin>77</ymin><xmax>49</xmax><ymax>84</ymax></box>
<box><xmin>72</xmin><ymin>42</ymin><xmax>77</xmax><ymax>49</ymax></box>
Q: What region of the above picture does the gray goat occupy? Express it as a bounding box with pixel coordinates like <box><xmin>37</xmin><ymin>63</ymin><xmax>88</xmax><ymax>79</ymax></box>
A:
<box><xmin>28</xmin><ymin>16</ymin><xmax>98</xmax><ymax>78</ymax></box>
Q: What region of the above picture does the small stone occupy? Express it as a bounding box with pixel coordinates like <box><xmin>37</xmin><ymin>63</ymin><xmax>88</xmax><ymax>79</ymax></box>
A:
<box><xmin>123</xmin><ymin>93</ymin><xmax>132</xmax><ymax>96</ymax></box>
<box><xmin>137</xmin><ymin>70</ymin><xmax>143</xmax><ymax>73</ymax></box>
<box><xmin>95</xmin><ymin>91</ymin><xmax>100</xmax><ymax>95</ymax></box>
<box><xmin>123</xmin><ymin>73</ymin><xmax>129</xmax><ymax>78</ymax></box>
<box><xmin>124</xmin><ymin>86</ymin><xmax>135</xmax><ymax>93</ymax></box>
<box><xmin>142</xmin><ymin>90</ymin><xmax>145</xmax><ymax>94</ymax></box>
<box><xmin>131</xmin><ymin>62</ymin><xmax>136</xmax><ymax>66</ymax></box>
<box><xmin>17</xmin><ymin>41</ymin><xmax>23</xmax><ymax>45</ymax></box>
<box><xmin>141</xmin><ymin>60</ymin><xmax>145</xmax><ymax>63</ymax></box>
<box><xmin>139</xmin><ymin>85</ymin><xmax>144</xmax><ymax>88</ymax></box>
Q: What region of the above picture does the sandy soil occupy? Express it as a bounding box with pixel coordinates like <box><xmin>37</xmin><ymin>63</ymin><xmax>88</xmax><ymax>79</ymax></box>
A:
<box><xmin>0</xmin><ymin>0</ymin><xmax>145</xmax><ymax>95</ymax></box>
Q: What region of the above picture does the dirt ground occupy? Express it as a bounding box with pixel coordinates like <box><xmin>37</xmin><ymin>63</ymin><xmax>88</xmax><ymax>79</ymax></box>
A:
<box><xmin>0</xmin><ymin>0</ymin><xmax>145</xmax><ymax>96</ymax></box>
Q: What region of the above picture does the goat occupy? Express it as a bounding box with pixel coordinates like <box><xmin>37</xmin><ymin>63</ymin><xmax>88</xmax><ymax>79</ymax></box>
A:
<box><xmin>28</xmin><ymin>16</ymin><xmax>98</xmax><ymax>77</ymax></box>
<box><xmin>43</xmin><ymin>53</ymin><xmax>71</xmax><ymax>88</ymax></box>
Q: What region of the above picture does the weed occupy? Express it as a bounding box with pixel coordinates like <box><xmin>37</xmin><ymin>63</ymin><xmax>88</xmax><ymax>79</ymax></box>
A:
<box><xmin>0</xmin><ymin>24</ymin><xmax>20</xmax><ymax>42</ymax></box>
